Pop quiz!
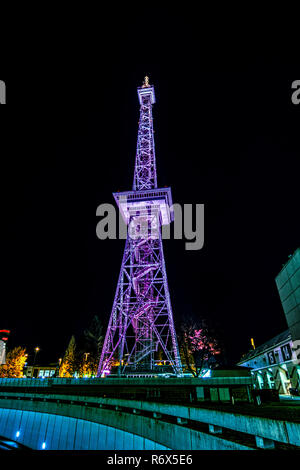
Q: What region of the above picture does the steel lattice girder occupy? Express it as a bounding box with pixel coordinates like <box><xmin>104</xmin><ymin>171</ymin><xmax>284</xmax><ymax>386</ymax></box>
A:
<box><xmin>97</xmin><ymin>81</ymin><xmax>182</xmax><ymax>377</ymax></box>
<box><xmin>97</xmin><ymin>225</ymin><xmax>182</xmax><ymax>375</ymax></box>
<box><xmin>133</xmin><ymin>94</ymin><xmax>157</xmax><ymax>191</ymax></box>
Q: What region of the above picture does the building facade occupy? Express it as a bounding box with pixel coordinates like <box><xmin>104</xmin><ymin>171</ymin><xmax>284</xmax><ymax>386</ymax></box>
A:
<box><xmin>238</xmin><ymin>249</ymin><xmax>300</xmax><ymax>395</ymax></box>
<box><xmin>0</xmin><ymin>330</ymin><xmax>10</xmax><ymax>365</ymax></box>
<box><xmin>0</xmin><ymin>341</ymin><xmax>5</xmax><ymax>366</ymax></box>
<box><xmin>24</xmin><ymin>364</ymin><xmax>58</xmax><ymax>379</ymax></box>
<box><xmin>237</xmin><ymin>330</ymin><xmax>300</xmax><ymax>395</ymax></box>
<box><xmin>275</xmin><ymin>247</ymin><xmax>300</xmax><ymax>346</ymax></box>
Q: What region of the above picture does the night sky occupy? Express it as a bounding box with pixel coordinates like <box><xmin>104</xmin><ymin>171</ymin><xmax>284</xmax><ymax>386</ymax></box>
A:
<box><xmin>1</xmin><ymin>13</ymin><xmax>299</xmax><ymax>366</ymax></box>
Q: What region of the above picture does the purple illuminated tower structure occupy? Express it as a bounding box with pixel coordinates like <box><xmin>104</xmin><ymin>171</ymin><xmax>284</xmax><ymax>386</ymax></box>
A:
<box><xmin>97</xmin><ymin>77</ymin><xmax>182</xmax><ymax>377</ymax></box>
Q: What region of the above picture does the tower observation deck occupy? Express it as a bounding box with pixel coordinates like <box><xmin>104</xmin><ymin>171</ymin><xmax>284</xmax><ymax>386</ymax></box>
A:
<box><xmin>97</xmin><ymin>78</ymin><xmax>182</xmax><ymax>377</ymax></box>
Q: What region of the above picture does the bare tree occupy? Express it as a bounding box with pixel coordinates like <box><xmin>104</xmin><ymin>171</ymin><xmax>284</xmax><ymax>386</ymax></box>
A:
<box><xmin>84</xmin><ymin>315</ymin><xmax>103</xmax><ymax>354</ymax></box>
<box><xmin>80</xmin><ymin>315</ymin><xmax>104</xmax><ymax>376</ymax></box>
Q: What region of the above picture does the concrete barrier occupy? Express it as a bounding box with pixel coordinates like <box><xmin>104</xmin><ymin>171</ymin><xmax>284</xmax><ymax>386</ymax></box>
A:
<box><xmin>0</xmin><ymin>398</ymin><xmax>252</xmax><ymax>450</ymax></box>
<box><xmin>0</xmin><ymin>382</ymin><xmax>299</xmax><ymax>449</ymax></box>
<box><xmin>0</xmin><ymin>407</ymin><xmax>169</xmax><ymax>450</ymax></box>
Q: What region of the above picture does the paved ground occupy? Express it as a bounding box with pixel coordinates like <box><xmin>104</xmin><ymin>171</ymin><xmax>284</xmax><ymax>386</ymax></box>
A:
<box><xmin>193</xmin><ymin>400</ymin><xmax>300</xmax><ymax>423</ymax></box>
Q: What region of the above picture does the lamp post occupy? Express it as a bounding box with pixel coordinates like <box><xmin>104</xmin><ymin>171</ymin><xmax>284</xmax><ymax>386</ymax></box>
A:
<box><xmin>84</xmin><ymin>352</ymin><xmax>90</xmax><ymax>362</ymax></box>
<box><xmin>83</xmin><ymin>353</ymin><xmax>90</xmax><ymax>378</ymax></box>
<box><xmin>33</xmin><ymin>347</ymin><xmax>40</xmax><ymax>366</ymax></box>
<box><xmin>57</xmin><ymin>358</ymin><xmax>62</xmax><ymax>377</ymax></box>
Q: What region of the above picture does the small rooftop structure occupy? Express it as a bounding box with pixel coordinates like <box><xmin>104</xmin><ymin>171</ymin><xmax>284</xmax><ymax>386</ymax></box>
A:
<box><xmin>237</xmin><ymin>329</ymin><xmax>291</xmax><ymax>364</ymax></box>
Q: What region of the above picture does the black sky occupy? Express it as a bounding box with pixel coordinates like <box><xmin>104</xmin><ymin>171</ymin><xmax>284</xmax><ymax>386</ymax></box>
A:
<box><xmin>1</xmin><ymin>12</ymin><xmax>299</xmax><ymax>365</ymax></box>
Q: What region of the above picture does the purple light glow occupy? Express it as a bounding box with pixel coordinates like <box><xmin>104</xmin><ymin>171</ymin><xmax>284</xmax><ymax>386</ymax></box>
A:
<box><xmin>97</xmin><ymin>79</ymin><xmax>182</xmax><ymax>377</ymax></box>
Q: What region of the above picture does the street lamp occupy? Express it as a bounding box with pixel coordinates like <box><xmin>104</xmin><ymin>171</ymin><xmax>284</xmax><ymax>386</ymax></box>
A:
<box><xmin>33</xmin><ymin>347</ymin><xmax>40</xmax><ymax>366</ymax></box>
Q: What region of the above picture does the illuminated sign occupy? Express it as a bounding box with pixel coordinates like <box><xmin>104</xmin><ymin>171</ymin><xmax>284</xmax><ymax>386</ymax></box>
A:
<box><xmin>267</xmin><ymin>351</ymin><xmax>276</xmax><ymax>365</ymax></box>
<box><xmin>281</xmin><ymin>343</ymin><xmax>292</xmax><ymax>361</ymax></box>
<box><xmin>0</xmin><ymin>330</ymin><xmax>10</xmax><ymax>341</ymax></box>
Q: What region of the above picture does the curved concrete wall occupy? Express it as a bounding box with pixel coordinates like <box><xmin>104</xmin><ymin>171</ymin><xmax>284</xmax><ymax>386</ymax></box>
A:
<box><xmin>0</xmin><ymin>398</ymin><xmax>253</xmax><ymax>450</ymax></box>
<box><xmin>0</xmin><ymin>408</ymin><xmax>169</xmax><ymax>450</ymax></box>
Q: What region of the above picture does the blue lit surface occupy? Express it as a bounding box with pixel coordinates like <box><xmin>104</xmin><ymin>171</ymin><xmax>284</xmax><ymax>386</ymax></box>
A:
<box><xmin>0</xmin><ymin>408</ymin><xmax>169</xmax><ymax>450</ymax></box>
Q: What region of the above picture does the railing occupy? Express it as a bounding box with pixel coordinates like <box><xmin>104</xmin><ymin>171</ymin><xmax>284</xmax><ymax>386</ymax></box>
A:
<box><xmin>0</xmin><ymin>376</ymin><xmax>253</xmax><ymax>386</ymax></box>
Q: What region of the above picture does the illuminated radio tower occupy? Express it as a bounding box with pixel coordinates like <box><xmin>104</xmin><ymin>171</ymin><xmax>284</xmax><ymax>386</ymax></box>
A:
<box><xmin>97</xmin><ymin>77</ymin><xmax>182</xmax><ymax>377</ymax></box>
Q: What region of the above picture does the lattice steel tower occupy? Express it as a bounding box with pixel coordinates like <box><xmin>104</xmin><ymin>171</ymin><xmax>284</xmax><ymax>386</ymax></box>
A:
<box><xmin>97</xmin><ymin>77</ymin><xmax>182</xmax><ymax>377</ymax></box>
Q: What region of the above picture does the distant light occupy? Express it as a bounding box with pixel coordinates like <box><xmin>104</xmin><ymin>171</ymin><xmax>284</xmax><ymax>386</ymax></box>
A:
<box><xmin>16</xmin><ymin>431</ymin><xmax>20</xmax><ymax>438</ymax></box>
<box><xmin>42</xmin><ymin>442</ymin><xmax>46</xmax><ymax>449</ymax></box>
